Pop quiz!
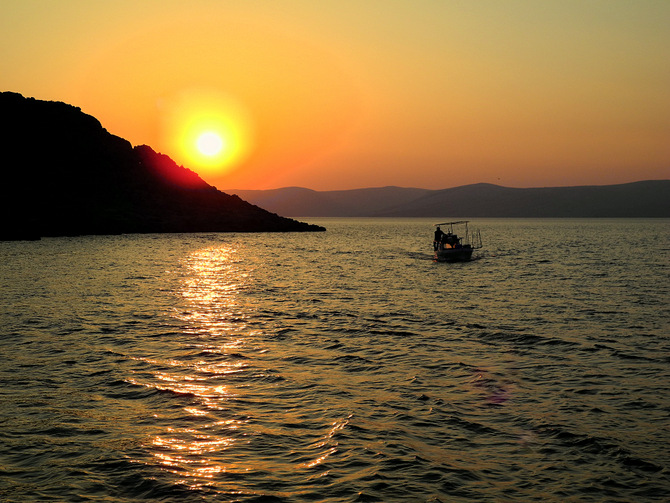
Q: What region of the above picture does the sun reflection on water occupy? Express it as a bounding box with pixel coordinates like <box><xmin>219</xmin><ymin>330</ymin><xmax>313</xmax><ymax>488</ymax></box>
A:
<box><xmin>151</xmin><ymin>427</ymin><xmax>236</xmax><ymax>481</ymax></box>
<box><xmin>136</xmin><ymin>244</ymin><xmax>254</xmax><ymax>488</ymax></box>
<box><xmin>178</xmin><ymin>245</ymin><xmax>251</xmax><ymax>338</ymax></box>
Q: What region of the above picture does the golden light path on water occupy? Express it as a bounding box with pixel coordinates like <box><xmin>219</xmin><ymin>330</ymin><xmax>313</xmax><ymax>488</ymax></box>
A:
<box><xmin>132</xmin><ymin>245</ymin><xmax>251</xmax><ymax>487</ymax></box>
<box><xmin>121</xmin><ymin>242</ymin><xmax>354</xmax><ymax>494</ymax></box>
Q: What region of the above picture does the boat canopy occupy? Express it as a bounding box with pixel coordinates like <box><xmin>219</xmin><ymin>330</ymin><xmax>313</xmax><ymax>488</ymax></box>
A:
<box><xmin>435</xmin><ymin>221</ymin><xmax>469</xmax><ymax>226</ymax></box>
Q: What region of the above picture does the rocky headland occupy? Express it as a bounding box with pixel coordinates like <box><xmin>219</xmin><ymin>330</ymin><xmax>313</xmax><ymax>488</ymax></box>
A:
<box><xmin>0</xmin><ymin>92</ymin><xmax>324</xmax><ymax>240</ymax></box>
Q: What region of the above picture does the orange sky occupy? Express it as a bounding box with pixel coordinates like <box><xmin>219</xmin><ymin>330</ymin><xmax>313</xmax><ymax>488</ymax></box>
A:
<box><xmin>2</xmin><ymin>0</ymin><xmax>669</xmax><ymax>190</ymax></box>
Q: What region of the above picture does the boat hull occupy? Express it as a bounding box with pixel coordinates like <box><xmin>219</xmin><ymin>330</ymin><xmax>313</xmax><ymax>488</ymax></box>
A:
<box><xmin>434</xmin><ymin>247</ymin><xmax>474</xmax><ymax>262</ymax></box>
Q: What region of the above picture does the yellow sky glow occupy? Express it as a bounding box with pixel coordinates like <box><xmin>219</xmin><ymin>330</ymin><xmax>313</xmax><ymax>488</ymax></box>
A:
<box><xmin>1</xmin><ymin>0</ymin><xmax>668</xmax><ymax>190</ymax></box>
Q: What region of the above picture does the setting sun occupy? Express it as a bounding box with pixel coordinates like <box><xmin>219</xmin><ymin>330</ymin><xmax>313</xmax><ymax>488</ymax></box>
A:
<box><xmin>162</xmin><ymin>89</ymin><xmax>254</xmax><ymax>177</ymax></box>
<box><xmin>196</xmin><ymin>131</ymin><xmax>224</xmax><ymax>157</ymax></box>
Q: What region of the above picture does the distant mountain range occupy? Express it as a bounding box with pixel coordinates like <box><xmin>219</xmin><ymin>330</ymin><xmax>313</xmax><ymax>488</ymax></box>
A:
<box><xmin>230</xmin><ymin>180</ymin><xmax>670</xmax><ymax>218</ymax></box>
<box><xmin>0</xmin><ymin>92</ymin><xmax>323</xmax><ymax>240</ymax></box>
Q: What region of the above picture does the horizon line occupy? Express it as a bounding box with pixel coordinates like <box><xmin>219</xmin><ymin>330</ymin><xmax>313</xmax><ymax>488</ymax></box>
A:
<box><xmin>221</xmin><ymin>178</ymin><xmax>669</xmax><ymax>193</ymax></box>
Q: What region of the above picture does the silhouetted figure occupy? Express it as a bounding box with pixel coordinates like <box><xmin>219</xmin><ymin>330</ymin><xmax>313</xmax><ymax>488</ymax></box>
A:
<box><xmin>434</xmin><ymin>226</ymin><xmax>444</xmax><ymax>250</ymax></box>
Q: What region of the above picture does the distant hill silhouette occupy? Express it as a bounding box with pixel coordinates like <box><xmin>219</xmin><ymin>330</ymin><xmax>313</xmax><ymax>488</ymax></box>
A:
<box><xmin>232</xmin><ymin>180</ymin><xmax>670</xmax><ymax>218</ymax></box>
<box><xmin>0</xmin><ymin>92</ymin><xmax>323</xmax><ymax>240</ymax></box>
<box><xmin>232</xmin><ymin>186</ymin><xmax>431</xmax><ymax>217</ymax></box>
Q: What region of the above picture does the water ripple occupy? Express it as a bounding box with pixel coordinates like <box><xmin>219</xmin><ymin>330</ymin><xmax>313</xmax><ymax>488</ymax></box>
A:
<box><xmin>1</xmin><ymin>221</ymin><xmax>669</xmax><ymax>501</ymax></box>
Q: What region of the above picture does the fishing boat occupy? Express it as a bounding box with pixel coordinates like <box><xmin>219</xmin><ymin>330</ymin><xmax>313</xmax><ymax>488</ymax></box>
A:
<box><xmin>433</xmin><ymin>221</ymin><xmax>482</xmax><ymax>262</ymax></box>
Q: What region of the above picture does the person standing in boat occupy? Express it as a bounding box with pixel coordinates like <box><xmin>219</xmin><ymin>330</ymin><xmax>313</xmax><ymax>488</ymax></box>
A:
<box><xmin>434</xmin><ymin>226</ymin><xmax>444</xmax><ymax>251</ymax></box>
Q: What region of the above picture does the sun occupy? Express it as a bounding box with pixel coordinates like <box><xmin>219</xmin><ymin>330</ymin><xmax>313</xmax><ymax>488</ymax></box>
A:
<box><xmin>196</xmin><ymin>131</ymin><xmax>224</xmax><ymax>157</ymax></box>
<box><xmin>162</xmin><ymin>89</ymin><xmax>254</xmax><ymax>177</ymax></box>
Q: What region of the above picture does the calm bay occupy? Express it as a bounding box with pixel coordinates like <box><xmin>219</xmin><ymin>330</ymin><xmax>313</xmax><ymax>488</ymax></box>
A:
<box><xmin>1</xmin><ymin>218</ymin><xmax>669</xmax><ymax>502</ymax></box>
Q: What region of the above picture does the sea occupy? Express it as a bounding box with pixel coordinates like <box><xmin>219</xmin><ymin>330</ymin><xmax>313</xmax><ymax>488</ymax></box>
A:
<box><xmin>1</xmin><ymin>218</ymin><xmax>669</xmax><ymax>502</ymax></box>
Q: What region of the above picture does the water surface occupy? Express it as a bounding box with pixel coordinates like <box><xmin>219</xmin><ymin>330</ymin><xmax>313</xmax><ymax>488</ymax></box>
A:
<box><xmin>1</xmin><ymin>219</ymin><xmax>669</xmax><ymax>502</ymax></box>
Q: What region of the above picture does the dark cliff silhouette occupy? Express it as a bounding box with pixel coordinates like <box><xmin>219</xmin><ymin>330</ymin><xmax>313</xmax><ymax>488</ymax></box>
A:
<box><xmin>0</xmin><ymin>92</ymin><xmax>324</xmax><ymax>240</ymax></box>
<box><xmin>232</xmin><ymin>180</ymin><xmax>670</xmax><ymax>217</ymax></box>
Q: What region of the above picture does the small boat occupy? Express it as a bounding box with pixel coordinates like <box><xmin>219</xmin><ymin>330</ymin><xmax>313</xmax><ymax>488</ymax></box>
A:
<box><xmin>433</xmin><ymin>221</ymin><xmax>482</xmax><ymax>262</ymax></box>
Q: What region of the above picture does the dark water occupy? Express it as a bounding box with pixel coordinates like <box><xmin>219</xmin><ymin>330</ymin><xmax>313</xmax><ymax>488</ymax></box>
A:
<box><xmin>1</xmin><ymin>218</ymin><xmax>669</xmax><ymax>502</ymax></box>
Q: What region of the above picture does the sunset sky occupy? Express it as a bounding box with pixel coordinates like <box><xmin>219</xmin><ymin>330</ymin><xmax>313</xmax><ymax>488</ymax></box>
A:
<box><xmin>2</xmin><ymin>0</ymin><xmax>668</xmax><ymax>190</ymax></box>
